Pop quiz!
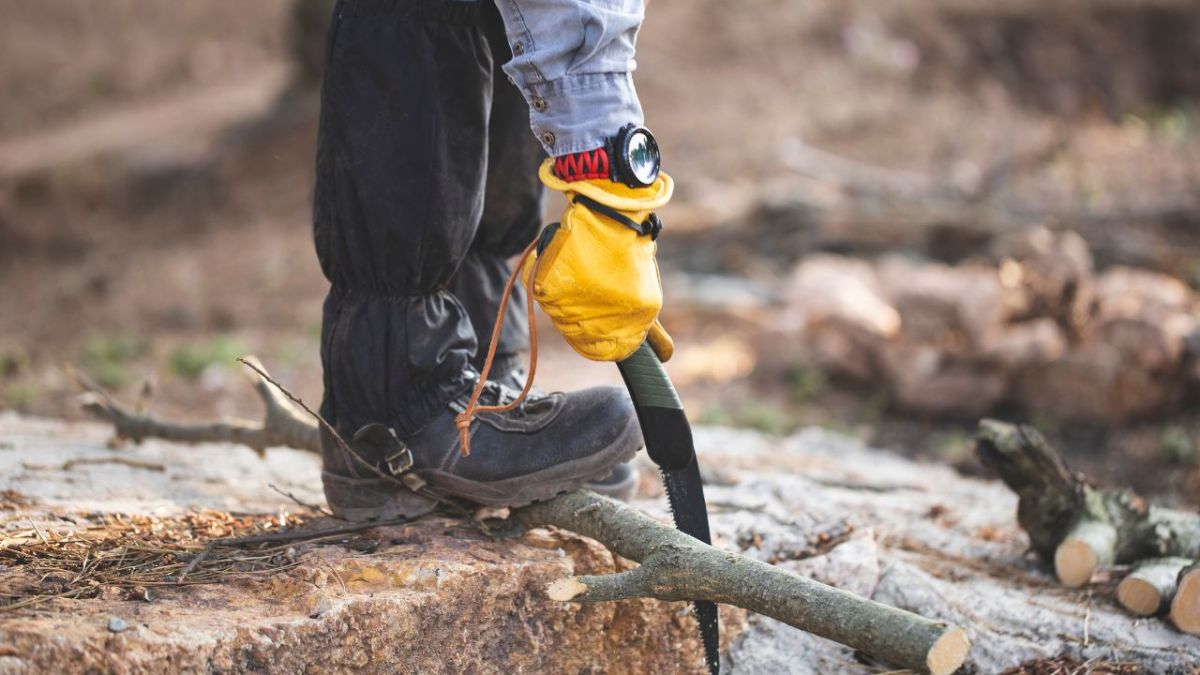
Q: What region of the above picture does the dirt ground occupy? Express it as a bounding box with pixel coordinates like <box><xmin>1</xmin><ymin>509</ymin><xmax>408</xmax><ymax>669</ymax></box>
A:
<box><xmin>2</xmin><ymin>0</ymin><xmax>1199</xmax><ymax>507</ymax></box>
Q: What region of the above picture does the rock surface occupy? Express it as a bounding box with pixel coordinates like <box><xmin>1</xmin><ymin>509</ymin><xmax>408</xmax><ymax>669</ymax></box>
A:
<box><xmin>1</xmin><ymin>413</ymin><xmax>1198</xmax><ymax>673</ymax></box>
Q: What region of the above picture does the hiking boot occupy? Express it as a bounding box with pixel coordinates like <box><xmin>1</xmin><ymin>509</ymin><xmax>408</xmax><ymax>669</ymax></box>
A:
<box><xmin>493</xmin><ymin>366</ymin><xmax>639</xmax><ymax>502</ymax></box>
<box><xmin>321</xmin><ymin>373</ymin><xmax>641</xmax><ymax>521</ymax></box>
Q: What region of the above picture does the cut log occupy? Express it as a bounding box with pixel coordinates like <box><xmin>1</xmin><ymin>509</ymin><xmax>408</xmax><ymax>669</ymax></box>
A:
<box><xmin>1171</xmin><ymin>562</ymin><xmax>1200</xmax><ymax>635</ymax></box>
<box><xmin>776</xmin><ymin>241</ymin><xmax>1200</xmax><ymax>424</ymax></box>
<box><xmin>975</xmin><ymin>420</ymin><xmax>1200</xmax><ymax>587</ymax></box>
<box><xmin>874</xmin><ymin>256</ymin><xmax>1008</xmax><ymax>347</ymax></box>
<box><xmin>1094</xmin><ymin>266</ymin><xmax>1192</xmax><ymax>317</ymax></box>
<box><xmin>881</xmin><ymin>345</ymin><xmax>1008</xmax><ymax>418</ymax></box>
<box><xmin>1096</xmin><ymin>317</ymin><xmax>1186</xmax><ymax>373</ymax></box>
<box><xmin>1055</xmin><ymin>520</ymin><xmax>1117</xmax><ymax>588</ymax></box>
<box><xmin>1014</xmin><ymin>342</ymin><xmax>1180</xmax><ymax>424</ymax></box>
<box><xmin>1092</xmin><ymin>266</ymin><xmax>1197</xmax><ymax>374</ymax></box>
<box><xmin>13</xmin><ymin>413</ymin><xmax>1200</xmax><ymax>672</ymax></box>
<box><xmin>1117</xmin><ymin>557</ymin><xmax>1191</xmax><ymax>617</ymax></box>
<box><xmin>785</xmin><ymin>254</ymin><xmax>901</xmax><ymax>340</ymax></box>
<box><xmin>977</xmin><ymin>318</ymin><xmax>1065</xmax><ymax>369</ymax></box>
<box><xmin>784</xmin><ymin>255</ymin><xmax>899</xmax><ymax>382</ymax></box>
<box><xmin>999</xmin><ymin>227</ymin><xmax>1094</xmax><ymax>340</ymax></box>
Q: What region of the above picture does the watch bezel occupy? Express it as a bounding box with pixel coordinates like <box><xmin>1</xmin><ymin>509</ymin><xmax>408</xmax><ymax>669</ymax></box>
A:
<box><xmin>611</xmin><ymin>124</ymin><xmax>661</xmax><ymax>188</ymax></box>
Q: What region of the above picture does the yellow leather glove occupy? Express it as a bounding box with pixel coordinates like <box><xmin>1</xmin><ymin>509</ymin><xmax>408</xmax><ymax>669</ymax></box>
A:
<box><xmin>524</xmin><ymin>159</ymin><xmax>675</xmax><ymax>362</ymax></box>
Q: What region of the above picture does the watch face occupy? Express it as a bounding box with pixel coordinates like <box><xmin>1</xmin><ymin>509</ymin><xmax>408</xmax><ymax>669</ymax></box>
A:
<box><xmin>620</xmin><ymin>127</ymin><xmax>660</xmax><ymax>186</ymax></box>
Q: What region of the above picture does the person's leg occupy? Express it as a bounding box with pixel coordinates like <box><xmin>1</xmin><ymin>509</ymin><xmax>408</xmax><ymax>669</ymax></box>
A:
<box><xmin>312</xmin><ymin>0</ymin><xmax>640</xmax><ymax>520</ymax></box>
<box><xmin>314</xmin><ymin>0</ymin><xmax>490</xmax><ymax>441</ymax></box>
<box><xmin>447</xmin><ymin>0</ymin><xmax>546</xmax><ymax>376</ymax></box>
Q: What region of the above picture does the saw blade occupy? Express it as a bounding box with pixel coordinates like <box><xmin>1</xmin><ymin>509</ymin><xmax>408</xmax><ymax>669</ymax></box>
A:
<box><xmin>662</xmin><ymin>462</ymin><xmax>719</xmax><ymax>674</ymax></box>
<box><xmin>618</xmin><ymin>343</ymin><xmax>720</xmax><ymax>674</ymax></box>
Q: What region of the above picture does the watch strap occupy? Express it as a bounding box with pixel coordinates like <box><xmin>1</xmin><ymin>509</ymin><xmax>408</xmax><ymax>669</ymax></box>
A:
<box><xmin>552</xmin><ymin>147</ymin><xmax>611</xmax><ymax>182</ymax></box>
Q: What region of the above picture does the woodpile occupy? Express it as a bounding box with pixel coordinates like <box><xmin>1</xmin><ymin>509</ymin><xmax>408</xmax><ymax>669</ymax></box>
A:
<box><xmin>786</xmin><ymin>227</ymin><xmax>1200</xmax><ymax>422</ymax></box>
<box><xmin>976</xmin><ymin>420</ymin><xmax>1200</xmax><ymax>634</ymax></box>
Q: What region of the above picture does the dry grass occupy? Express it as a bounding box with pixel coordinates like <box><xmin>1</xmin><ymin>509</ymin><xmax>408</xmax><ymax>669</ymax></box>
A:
<box><xmin>0</xmin><ymin>509</ymin><xmax>334</xmax><ymax>613</ymax></box>
<box><xmin>1001</xmin><ymin>657</ymin><xmax>1146</xmax><ymax>675</ymax></box>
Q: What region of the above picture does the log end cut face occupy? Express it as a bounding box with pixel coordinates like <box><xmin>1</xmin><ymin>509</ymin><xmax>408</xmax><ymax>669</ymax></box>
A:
<box><xmin>928</xmin><ymin>627</ymin><xmax>971</xmax><ymax>675</ymax></box>
<box><xmin>1117</xmin><ymin>576</ymin><xmax>1164</xmax><ymax>616</ymax></box>
<box><xmin>1055</xmin><ymin>536</ymin><xmax>1100</xmax><ymax>588</ymax></box>
<box><xmin>1171</xmin><ymin>568</ymin><xmax>1200</xmax><ymax>635</ymax></box>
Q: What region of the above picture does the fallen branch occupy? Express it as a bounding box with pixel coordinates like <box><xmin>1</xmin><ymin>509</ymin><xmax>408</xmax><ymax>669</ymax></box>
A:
<box><xmin>24</xmin><ymin>456</ymin><xmax>167</xmax><ymax>472</ymax></box>
<box><xmin>178</xmin><ymin>517</ymin><xmax>406</xmax><ymax>582</ymax></box>
<box><xmin>519</xmin><ymin>490</ymin><xmax>970</xmax><ymax>675</ymax></box>
<box><xmin>268</xmin><ymin>483</ymin><xmax>332</xmax><ymax>516</ymax></box>
<box><xmin>79</xmin><ymin>355</ymin><xmax>319</xmax><ymax>455</ymax></box>
<box><xmin>79</xmin><ymin>358</ymin><xmax>972</xmax><ymax>673</ymax></box>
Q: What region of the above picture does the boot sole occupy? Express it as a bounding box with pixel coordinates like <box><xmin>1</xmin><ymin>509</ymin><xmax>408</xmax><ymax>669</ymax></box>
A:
<box><xmin>323</xmin><ymin>414</ymin><xmax>641</xmax><ymax>521</ymax></box>
<box><xmin>321</xmin><ymin>472</ymin><xmax>441</xmax><ymax>521</ymax></box>
<box><xmin>583</xmin><ymin>466</ymin><xmax>639</xmax><ymax>502</ymax></box>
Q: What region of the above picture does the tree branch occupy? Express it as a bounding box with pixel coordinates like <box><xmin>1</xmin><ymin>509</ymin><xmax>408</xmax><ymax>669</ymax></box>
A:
<box><xmin>518</xmin><ymin>490</ymin><xmax>970</xmax><ymax>675</ymax></box>
<box><xmin>78</xmin><ymin>355</ymin><xmax>320</xmax><ymax>455</ymax></box>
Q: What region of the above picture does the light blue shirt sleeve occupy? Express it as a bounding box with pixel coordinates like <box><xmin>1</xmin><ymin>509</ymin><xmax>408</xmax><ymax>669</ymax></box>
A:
<box><xmin>492</xmin><ymin>0</ymin><xmax>646</xmax><ymax>156</ymax></box>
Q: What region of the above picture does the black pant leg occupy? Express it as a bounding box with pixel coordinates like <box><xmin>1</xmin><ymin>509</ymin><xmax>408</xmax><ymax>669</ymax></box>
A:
<box><xmin>448</xmin><ymin>0</ymin><xmax>548</xmax><ymax>374</ymax></box>
<box><xmin>313</xmin><ymin>0</ymin><xmax>494</xmax><ymax>438</ymax></box>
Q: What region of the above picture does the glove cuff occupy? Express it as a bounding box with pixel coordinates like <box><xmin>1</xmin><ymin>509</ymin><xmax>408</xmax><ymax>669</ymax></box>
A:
<box><xmin>539</xmin><ymin>159</ymin><xmax>673</xmax><ymax>211</ymax></box>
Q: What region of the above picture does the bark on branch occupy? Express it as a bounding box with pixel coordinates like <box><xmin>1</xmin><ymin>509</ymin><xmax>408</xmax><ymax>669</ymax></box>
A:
<box><xmin>79</xmin><ymin>357</ymin><xmax>972</xmax><ymax>673</ymax></box>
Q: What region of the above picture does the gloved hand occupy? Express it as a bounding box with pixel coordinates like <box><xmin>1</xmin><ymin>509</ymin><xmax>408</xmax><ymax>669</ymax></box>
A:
<box><xmin>524</xmin><ymin>158</ymin><xmax>674</xmax><ymax>362</ymax></box>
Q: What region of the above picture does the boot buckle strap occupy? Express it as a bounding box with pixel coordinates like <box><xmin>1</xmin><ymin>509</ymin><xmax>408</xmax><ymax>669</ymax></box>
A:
<box><xmin>351</xmin><ymin>423</ymin><xmax>414</xmax><ymax>477</ymax></box>
<box><xmin>384</xmin><ymin>447</ymin><xmax>414</xmax><ymax>476</ymax></box>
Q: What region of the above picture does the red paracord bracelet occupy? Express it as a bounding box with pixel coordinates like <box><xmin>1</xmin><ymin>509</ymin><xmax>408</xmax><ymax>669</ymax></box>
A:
<box><xmin>552</xmin><ymin>147</ymin><xmax>610</xmax><ymax>182</ymax></box>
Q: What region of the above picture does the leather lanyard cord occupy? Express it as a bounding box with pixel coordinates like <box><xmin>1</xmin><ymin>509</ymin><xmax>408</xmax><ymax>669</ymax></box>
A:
<box><xmin>454</xmin><ymin>237</ymin><xmax>543</xmax><ymax>456</ymax></box>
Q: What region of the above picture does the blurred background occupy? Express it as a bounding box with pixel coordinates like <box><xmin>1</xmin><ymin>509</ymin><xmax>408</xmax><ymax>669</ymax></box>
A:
<box><xmin>2</xmin><ymin>0</ymin><xmax>1199</xmax><ymax>506</ymax></box>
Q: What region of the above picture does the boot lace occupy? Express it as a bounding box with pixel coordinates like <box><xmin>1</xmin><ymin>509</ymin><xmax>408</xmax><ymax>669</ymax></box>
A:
<box><xmin>454</xmin><ymin>238</ymin><xmax>543</xmax><ymax>455</ymax></box>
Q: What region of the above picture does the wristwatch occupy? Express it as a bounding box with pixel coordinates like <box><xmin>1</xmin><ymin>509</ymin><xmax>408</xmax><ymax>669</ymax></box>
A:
<box><xmin>552</xmin><ymin>124</ymin><xmax>661</xmax><ymax>188</ymax></box>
